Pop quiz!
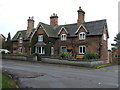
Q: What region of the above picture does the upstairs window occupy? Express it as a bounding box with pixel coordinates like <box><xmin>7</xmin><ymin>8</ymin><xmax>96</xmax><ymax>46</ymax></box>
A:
<box><xmin>79</xmin><ymin>32</ymin><xmax>86</xmax><ymax>40</ymax></box>
<box><xmin>19</xmin><ymin>37</ymin><xmax>23</xmax><ymax>43</ymax></box>
<box><xmin>51</xmin><ymin>47</ymin><xmax>54</xmax><ymax>55</ymax></box>
<box><xmin>38</xmin><ymin>35</ymin><xmax>43</xmax><ymax>42</ymax></box>
<box><xmin>61</xmin><ymin>34</ymin><xmax>67</xmax><ymax>41</ymax></box>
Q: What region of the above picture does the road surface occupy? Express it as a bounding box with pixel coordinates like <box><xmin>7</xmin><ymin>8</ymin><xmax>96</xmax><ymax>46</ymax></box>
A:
<box><xmin>1</xmin><ymin>59</ymin><xmax>119</xmax><ymax>88</ymax></box>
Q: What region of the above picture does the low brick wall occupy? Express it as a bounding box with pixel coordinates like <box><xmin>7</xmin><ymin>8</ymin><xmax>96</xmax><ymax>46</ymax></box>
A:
<box><xmin>41</xmin><ymin>58</ymin><xmax>104</xmax><ymax>67</ymax></box>
<box><xmin>2</xmin><ymin>54</ymin><xmax>37</xmax><ymax>61</ymax></box>
<box><xmin>2</xmin><ymin>55</ymin><xmax>104</xmax><ymax>67</ymax></box>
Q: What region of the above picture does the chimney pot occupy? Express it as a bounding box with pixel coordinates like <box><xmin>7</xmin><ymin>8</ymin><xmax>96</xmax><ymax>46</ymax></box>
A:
<box><xmin>77</xmin><ymin>7</ymin><xmax>85</xmax><ymax>26</ymax></box>
<box><xmin>79</xmin><ymin>6</ymin><xmax>81</xmax><ymax>10</ymax></box>
<box><xmin>31</xmin><ymin>16</ymin><xmax>34</xmax><ymax>20</ymax></box>
<box><xmin>27</xmin><ymin>16</ymin><xmax>34</xmax><ymax>31</ymax></box>
<box><xmin>50</xmin><ymin>13</ymin><xmax>58</xmax><ymax>27</ymax></box>
<box><xmin>53</xmin><ymin>13</ymin><xmax>55</xmax><ymax>16</ymax></box>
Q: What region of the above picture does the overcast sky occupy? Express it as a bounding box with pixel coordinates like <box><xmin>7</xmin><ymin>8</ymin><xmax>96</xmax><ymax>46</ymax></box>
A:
<box><xmin>0</xmin><ymin>0</ymin><xmax>119</xmax><ymax>49</ymax></box>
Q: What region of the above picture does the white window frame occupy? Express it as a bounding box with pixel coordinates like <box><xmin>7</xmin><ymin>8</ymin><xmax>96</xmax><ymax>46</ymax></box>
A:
<box><xmin>79</xmin><ymin>32</ymin><xmax>86</xmax><ymax>40</ymax></box>
<box><xmin>36</xmin><ymin>46</ymin><xmax>45</xmax><ymax>54</ymax></box>
<box><xmin>38</xmin><ymin>35</ymin><xmax>43</xmax><ymax>42</ymax></box>
<box><xmin>18</xmin><ymin>47</ymin><xmax>23</xmax><ymax>53</ymax></box>
<box><xmin>19</xmin><ymin>37</ymin><xmax>23</xmax><ymax>43</ymax></box>
<box><xmin>61</xmin><ymin>46</ymin><xmax>67</xmax><ymax>53</ymax></box>
<box><xmin>104</xmin><ymin>33</ymin><xmax>107</xmax><ymax>40</ymax></box>
<box><xmin>61</xmin><ymin>34</ymin><xmax>67</xmax><ymax>41</ymax></box>
<box><xmin>51</xmin><ymin>47</ymin><xmax>54</xmax><ymax>55</ymax></box>
<box><xmin>79</xmin><ymin>45</ymin><xmax>86</xmax><ymax>54</ymax></box>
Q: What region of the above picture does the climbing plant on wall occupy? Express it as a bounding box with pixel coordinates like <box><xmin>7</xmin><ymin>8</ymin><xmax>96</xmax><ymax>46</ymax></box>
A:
<box><xmin>31</xmin><ymin>33</ymin><xmax>37</xmax><ymax>54</ymax></box>
<box><xmin>31</xmin><ymin>31</ymin><xmax>56</xmax><ymax>56</ymax></box>
<box><xmin>43</xmin><ymin>34</ymin><xmax>55</xmax><ymax>56</ymax></box>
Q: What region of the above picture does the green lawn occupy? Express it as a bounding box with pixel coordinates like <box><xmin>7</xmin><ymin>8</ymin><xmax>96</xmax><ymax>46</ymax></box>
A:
<box><xmin>93</xmin><ymin>63</ymin><xmax>115</xmax><ymax>69</ymax></box>
<box><xmin>1</xmin><ymin>72</ymin><xmax>19</xmax><ymax>89</ymax></box>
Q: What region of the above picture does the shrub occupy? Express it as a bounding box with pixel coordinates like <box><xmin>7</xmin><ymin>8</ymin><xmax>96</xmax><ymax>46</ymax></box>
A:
<box><xmin>32</xmin><ymin>53</ymin><xmax>39</xmax><ymax>56</ymax></box>
<box><xmin>60</xmin><ymin>52</ymin><xmax>67</xmax><ymax>59</ymax></box>
<box><xmin>32</xmin><ymin>53</ymin><xmax>41</xmax><ymax>61</ymax></box>
<box><xmin>1</xmin><ymin>51</ymin><xmax>5</xmax><ymax>54</ymax></box>
<box><xmin>83</xmin><ymin>52</ymin><xmax>99</xmax><ymax>59</ymax></box>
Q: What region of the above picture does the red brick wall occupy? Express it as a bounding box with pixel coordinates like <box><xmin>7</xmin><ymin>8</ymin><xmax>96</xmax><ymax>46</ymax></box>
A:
<box><xmin>113</xmin><ymin>47</ymin><xmax>120</xmax><ymax>61</ymax></box>
<box><xmin>12</xmin><ymin>33</ymin><xmax>31</xmax><ymax>55</ymax></box>
<box><xmin>77</xmin><ymin>12</ymin><xmax>85</xmax><ymax>26</ymax></box>
<box><xmin>54</xmin><ymin>25</ymin><xmax>109</xmax><ymax>63</ymax></box>
<box><xmin>50</xmin><ymin>18</ymin><xmax>58</xmax><ymax>27</ymax></box>
<box><xmin>100</xmin><ymin>26</ymin><xmax>109</xmax><ymax>63</ymax></box>
<box><xmin>37</xmin><ymin>26</ymin><xmax>45</xmax><ymax>35</ymax></box>
<box><xmin>54</xmin><ymin>27</ymin><xmax>101</xmax><ymax>58</ymax></box>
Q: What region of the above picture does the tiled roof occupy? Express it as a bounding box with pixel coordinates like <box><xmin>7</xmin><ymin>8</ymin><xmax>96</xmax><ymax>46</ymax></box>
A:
<box><xmin>40</xmin><ymin>22</ymin><xmax>57</xmax><ymax>37</ymax></box>
<box><xmin>54</xmin><ymin>23</ymin><xmax>78</xmax><ymax>37</ymax></box>
<box><xmin>35</xmin><ymin>41</ymin><xmax>46</xmax><ymax>46</ymax></box>
<box><xmin>12</xmin><ymin>29</ymin><xmax>36</xmax><ymax>41</ymax></box>
<box><xmin>54</xmin><ymin>19</ymin><xmax>107</xmax><ymax>37</ymax></box>
<box><xmin>12</xmin><ymin>19</ymin><xmax>107</xmax><ymax>41</ymax></box>
<box><xmin>83</xmin><ymin>19</ymin><xmax>106</xmax><ymax>36</ymax></box>
<box><xmin>0</xmin><ymin>34</ymin><xmax>6</xmax><ymax>39</ymax></box>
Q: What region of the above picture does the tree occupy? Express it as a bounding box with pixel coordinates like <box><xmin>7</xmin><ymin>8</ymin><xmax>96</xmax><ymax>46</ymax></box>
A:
<box><xmin>6</xmin><ymin>32</ymin><xmax>12</xmax><ymax>52</ymax></box>
<box><xmin>111</xmin><ymin>32</ymin><xmax>120</xmax><ymax>50</ymax></box>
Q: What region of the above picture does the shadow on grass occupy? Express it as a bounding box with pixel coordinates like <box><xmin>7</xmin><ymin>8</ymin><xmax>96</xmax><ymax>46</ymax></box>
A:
<box><xmin>1</xmin><ymin>71</ymin><xmax>19</xmax><ymax>89</ymax></box>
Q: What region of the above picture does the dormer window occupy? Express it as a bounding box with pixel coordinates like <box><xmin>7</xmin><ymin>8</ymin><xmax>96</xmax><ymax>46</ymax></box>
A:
<box><xmin>19</xmin><ymin>37</ymin><xmax>23</xmax><ymax>43</ymax></box>
<box><xmin>61</xmin><ymin>34</ymin><xmax>67</xmax><ymax>41</ymax></box>
<box><xmin>79</xmin><ymin>32</ymin><xmax>86</xmax><ymax>40</ymax></box>
<box><xmin>38</xmin><ymin>35</ymin><xmax>43</xmax><ymax>42</ymax></box>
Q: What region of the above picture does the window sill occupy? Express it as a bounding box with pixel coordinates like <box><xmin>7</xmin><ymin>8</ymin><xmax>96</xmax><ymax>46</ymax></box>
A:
<box><xmin>79</xmin><ymin>53</ymin><xmax>85</xmax><ymax>55</ymax></box>
<box><xmin>61</xmin><ymin>40</ymin><xmax>66</xmax><ymax>41</ymax></box>
<box><xmin>79</xmin><ymin>39</ymin><xmax>85</xmax><ymax>40</ymax></box>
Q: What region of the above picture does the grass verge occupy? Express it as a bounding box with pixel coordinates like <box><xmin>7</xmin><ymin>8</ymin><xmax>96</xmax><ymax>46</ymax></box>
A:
<box><xmin>2</xmin><ymin>72</ymin><xmax>19</xmax><ymax>89</ymax></box>
<box><xmin>93</xmin><ymin>63</ymin><xmax>116</xmax><ymax>69</ymax></box>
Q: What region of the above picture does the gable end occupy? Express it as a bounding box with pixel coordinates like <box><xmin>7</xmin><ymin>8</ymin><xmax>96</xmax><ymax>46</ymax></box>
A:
<box><xmin>58</xmin><ymin>27</ymin><xmax>68</xmax><ymax>35</ymax></box>
<box><xmin>75</xmin><ymin>24</ymin><xmax>88</xmax><ymax>34</ymax></box>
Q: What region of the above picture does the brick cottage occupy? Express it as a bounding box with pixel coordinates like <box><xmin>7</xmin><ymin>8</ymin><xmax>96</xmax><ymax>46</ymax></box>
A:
<box><xmin>12</xmin><ymin>7</ymin><xmax>109</xmax><ymax>63</ymax></box>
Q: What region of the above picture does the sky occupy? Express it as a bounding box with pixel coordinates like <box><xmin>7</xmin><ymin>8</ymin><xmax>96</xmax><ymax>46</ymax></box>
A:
<box><xmin>0</xmin><ymin>0</ymin><xmax>119</xmax><ymax>49</ymax></box>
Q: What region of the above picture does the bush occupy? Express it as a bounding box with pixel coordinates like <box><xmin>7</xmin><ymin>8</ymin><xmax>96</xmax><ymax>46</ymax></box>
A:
<box><xmin>1</xmin><ymin>51</ymin><xmax>5</xmax><ymax>54</ymax></box>
<box><xmin>32</xmin><ymin>53</ymin><xmax>39</xmax><ymax>56</ymax></box>
<box><xmin>60</xmin><ymin>52</ymin><xmax>67</xmax><ymax>59</ymax></box>
<box><xmin>32</xmin><ymin>53</ymin><xmax>41</xmax><ymax>61</ymax></box>
<box><xmin>83</xmin><ymin>52</ymin><xmax>99</xmax><ymax>59</ymax></box>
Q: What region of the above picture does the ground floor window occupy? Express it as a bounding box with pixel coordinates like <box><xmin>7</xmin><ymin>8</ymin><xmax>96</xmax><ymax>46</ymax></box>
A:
<box><xmin>61</xmin><ymin>46</ymin><xmax>67</xmax><ymax>53</ymax></box>
<box><xmin>51</xmin><ymin>47</ymin><xmax>54</xmax><ymax>55</ymax></box>
<box><xmin>18</xmin><ymin>47</ymin><xmax>23</xmax><ymax>53</ymax></box>
<box><xmin>36</xmin><ymin>46</ymin><xmax>45</xmax><ymax>54</ymax></box>
<box><xmin>114</xmin><ymin>55</ymin><xmax>120</xmax><ymax>58</ymax></box>
<box><xmin>79</xmin><ymin>45</ymin><xmax>86</xmax><ymax>54</ymax></box>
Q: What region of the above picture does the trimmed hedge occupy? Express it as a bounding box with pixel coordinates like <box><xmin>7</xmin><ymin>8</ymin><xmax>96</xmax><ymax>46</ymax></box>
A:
<box><xmin>83</xmin><ymin>52</ymin><xmax>99</xmax><ymax>59</ymax></box>
<box><xmin>32</xmin><ymin>53</ymin><xmax>41</xmax><ymax>61</ymax></box>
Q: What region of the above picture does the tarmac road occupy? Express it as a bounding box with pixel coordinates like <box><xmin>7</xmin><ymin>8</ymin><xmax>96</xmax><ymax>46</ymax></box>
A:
<box><xmin>1</xmin><ymin>59</ymin><xmax>119</xmax><ymax>88</ymax></box>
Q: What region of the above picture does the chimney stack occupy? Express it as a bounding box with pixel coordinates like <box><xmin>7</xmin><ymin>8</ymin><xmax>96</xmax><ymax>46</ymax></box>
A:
<box><xmin>50</xmin><ymin>13</ymin><xmax>58</xmax><ymax>27</ymax></box>
<box><xmin>27</xmin><ymin>16</ymin><xmax>34</xmax><ymax>31</ymax></box>
<box><xmin>77</xmin><ymin>7</ymin><xmax>85</xmax><ymax>26</ymax></box>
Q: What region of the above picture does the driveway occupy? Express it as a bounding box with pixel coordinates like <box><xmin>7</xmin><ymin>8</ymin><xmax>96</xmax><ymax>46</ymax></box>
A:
<box><xmin>1</xmin><ymin>59</ymin><xmax>119</xmax><ymax>88</ymax></box>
